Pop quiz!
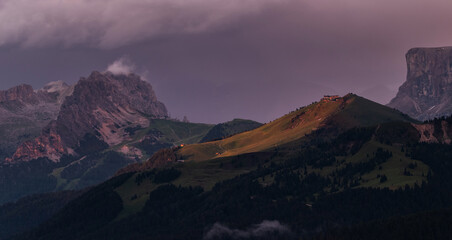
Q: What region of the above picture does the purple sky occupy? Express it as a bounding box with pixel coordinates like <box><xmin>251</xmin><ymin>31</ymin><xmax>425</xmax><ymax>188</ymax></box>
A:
<box><xmin>0</xmin><ymin>0</ymin><xmax>452</xmax><ymax>123</ymax></box>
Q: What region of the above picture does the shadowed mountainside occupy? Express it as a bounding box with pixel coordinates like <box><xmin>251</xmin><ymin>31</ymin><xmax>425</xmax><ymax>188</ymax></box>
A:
<box><xmin>0</xmin><ymin>190</ymin><xmax>83</xmax><ymax>240</ymax></box>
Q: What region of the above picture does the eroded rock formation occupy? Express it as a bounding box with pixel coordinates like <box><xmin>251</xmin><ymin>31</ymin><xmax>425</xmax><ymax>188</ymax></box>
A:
<box><xmin>8</xmin><ymin>71</ymin><xmax>168</xmax><ymax>163</ymax></box>
<box><xmin>388</xmin><ymin>47</ymin><xmax>452</xmax><ymax>120</ymax></box>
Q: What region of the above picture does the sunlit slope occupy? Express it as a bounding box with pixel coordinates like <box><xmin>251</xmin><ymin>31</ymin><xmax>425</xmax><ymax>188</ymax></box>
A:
<box><xmin>179</xmin><ymin>98</ymin><xmax>342</xmax><ymax>161</ymax></box>
<box><xmin>112</xmin><ymin>94</ymin><xmax>417</xmax><ymax>219</ymax></box>
<box><xmin>178</xmin><ymin>94</ymin><xmax>414</xmax><ymax>162</ymax></box>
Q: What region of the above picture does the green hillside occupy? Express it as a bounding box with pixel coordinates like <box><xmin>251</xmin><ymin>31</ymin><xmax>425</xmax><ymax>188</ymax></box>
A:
<box><xmin>50</xmin><ymin>119</ymin><xmax>214</xmax><ymax>191</ymax></box>
<box><xmin>50</xmin><ymin>94</ymin><xmax>415</xmax><ymax>195</ymax></box>
<box><xmin>15</xmin><ymin>95</ymin><xmax>452</xmax><ymax>240</ymax></box>
<box><xmin>102</xmin><ymin>95</ymin><xmax>420</xmax><ymax>220</ymax></box>
<box><xmin>0</xmin><ymin>116</ymin><xmax>268</xmax><ymax>205</ymax></box>
<box><xmin>178</xmin><ymin>94</ymin><xmax>414</xmax><ymax>162</ymax></box>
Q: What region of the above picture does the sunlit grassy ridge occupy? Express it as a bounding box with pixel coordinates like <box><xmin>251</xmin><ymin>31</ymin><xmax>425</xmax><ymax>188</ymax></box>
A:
<box><xmin>113</xmin><ymin>94</ymin><xmax>419</xmax><ymax>219</ymax></box>
<box><xmin>178</xmin><ymin>97</ymin><xmax>342</xmax><ymax>161</ymax></box>
<box><xmin>178</xmin><ymin>94</ymin><xmax>414</xmax><ymax>162</ymax></box>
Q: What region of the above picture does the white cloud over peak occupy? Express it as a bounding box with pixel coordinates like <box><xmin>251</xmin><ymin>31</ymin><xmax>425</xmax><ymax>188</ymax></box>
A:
<box><xmin>106</xmin><ymin>57</ymin><xmax>135</xmax><ymax>75</ymax></box>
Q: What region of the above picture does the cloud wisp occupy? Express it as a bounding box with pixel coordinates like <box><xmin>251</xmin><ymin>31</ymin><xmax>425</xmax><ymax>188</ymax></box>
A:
<box><xmin>106</xmin><ymin>57</ymin><xmax>135</xmax><ymax>75</ymax></box>
<box><xmin>203</xmin><ymin>220</ymin><xmax>295</xmax><ymax>240</ymax></box>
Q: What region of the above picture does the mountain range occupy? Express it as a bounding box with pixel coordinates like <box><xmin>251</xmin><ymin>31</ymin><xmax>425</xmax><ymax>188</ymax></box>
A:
<box><xmin>0</xmin><ymin>71</ymin><xmax>261</xmax><ymax>205</ymax></box>
<box><xmin>9</xmin><ymin>93</ymin><xmax>452</xmax><ymax>240</ymax></box>
<box><xmin>8</xmin><ymin>71</ymin><xmax>168</xmax><ymax>163</ymax></box>
<box><xmin>2</xmin><ymin>47</ymin><xmax>452</xmax><ymax>239</ymax></box>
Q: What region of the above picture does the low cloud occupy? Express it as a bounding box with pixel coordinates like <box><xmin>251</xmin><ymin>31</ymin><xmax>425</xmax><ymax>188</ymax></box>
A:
<box><xmin>204</xmin><ymin>220</ymin><xmax>295</xmax><ymax>240</ymax></box>
<box><xmin>106</xmin><ymin>57</ymin><xmax>135</xmax><ymax>75</ymax></box>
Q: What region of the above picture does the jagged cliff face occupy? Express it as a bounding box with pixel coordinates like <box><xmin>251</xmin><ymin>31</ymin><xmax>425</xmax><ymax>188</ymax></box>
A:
<box><xmin>412</xmin><ymin>120</ymin><xmax>452</xmax><ymax>144</ymax></box>
<box><xmin>388</xmin><ymin>47</ymin><xmax>452</xmax><ymax>120</ymax></box>
<box><xmin>0</xmin><ymin>82</ymin><xmax>72</xmax><ymax>160</ymax></box>
<box><xmin>0</xmin><ymin>84</ymin><xmax>36</xmax><ymax>102</ymax></box>
<box><xmin>56</xmin><ymin>71</ymin><xmax>167</xmax><ymax>147</ymax></box>
<box><xmin>8</xmin><ymin>71</ymin><xmax>168</xmax><ymax>162</ymax></box>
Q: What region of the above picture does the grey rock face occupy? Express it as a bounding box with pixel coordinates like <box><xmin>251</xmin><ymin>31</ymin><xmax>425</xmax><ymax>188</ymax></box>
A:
<box><xmin>55</xmin><ymin>71</ymin><xmax>168</xmax><ymax>147</ymax></box>
<box><xmin>0</xmin><ymin>83</ymin><xmax>71</xmax><ymax>160</ymax></box>
<box><xmin>9</xmin><ymin>71</ymin><xmax>168</xmax><ymax>162</ymax></box>
<box><xmin>388</xmin><ymin>47</ymin><xmax>452</xmax><ymax>120</ymax></box>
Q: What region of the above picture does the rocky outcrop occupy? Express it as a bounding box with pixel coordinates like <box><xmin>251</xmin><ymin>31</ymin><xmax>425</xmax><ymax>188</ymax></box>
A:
<box><xmin>412</xmin><ymin>119</ymin><xmax>452</xmax><ymax>144</ymax></box>
<box><xmin>388</xmin><ymin>47</ymin><xmax>452</xmax><ymax>120</ymax></box>
<box><xmin>41</xmin><ymin>80</ymin><xmax>74</xmax><ymax>104</ymax></box>
<box><xmin>10</xmin><ymin>122</ymin><xmax>68</xmax><ymax>162</ymax></box>
<box><xmin>0</xmin><ymin>84</ymin><xmax>35</xmax><ymax>103</ymax></box>
<box><xmin>8</xmin><ymin>71</ymin><xmax>168</xmax><ymax>163</ymax></box>
<box><xmin>115</xmin><ymin>148</ymin><xmax>178</xmax><ymax>176</ymax></box>
<box><xmin>0</xmin><ymin>82</ymin><xmax>72</xmax><ymax>160</ymax></box>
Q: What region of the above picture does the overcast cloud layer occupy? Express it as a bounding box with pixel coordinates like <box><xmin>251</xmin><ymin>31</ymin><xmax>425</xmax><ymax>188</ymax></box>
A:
<box><xmin>0</xmin><ymin>0</ymin><xmax>279</xmax><ymax>48</ymax></box>
<box><xmin>0</xmin><ymin>0</ymin><xmax>452</xmax><ymax>123</ymax></box>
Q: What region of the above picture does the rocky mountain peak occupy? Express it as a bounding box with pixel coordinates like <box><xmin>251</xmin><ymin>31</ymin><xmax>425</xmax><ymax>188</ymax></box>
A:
<box><xmin>388</xmin><ymin>47</ymin><xmax>452</xmax><ymax>120</ymax></box>
<box><xmin>8</xmin><ymin>71</ymin><xmax>168</xmax><ymax>163</ymax></box>
<box><xmin>0</xmin><ymin>84</ymin><xmax>35</xmax><ymax>103</ymax></box>
<box><xmin>0</xmin><ymin>82</ymin><xmax>71</xmax><ymax>160</ymax></box>
<box><xmin>42</xmin><ymin>80</ymin><xmax>69</xmax><ymax>93</ymax></box>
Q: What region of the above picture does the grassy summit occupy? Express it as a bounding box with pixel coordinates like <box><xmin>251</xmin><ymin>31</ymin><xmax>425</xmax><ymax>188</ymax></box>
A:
<box><xmin>177</xmin><ymin>94</ymin><xmax>414</xmax><ymax>162</ymax></box>
<box><xmin>110</xmin><ymin>94</ymin><xmax>421</xmax><ymax>219</ymax></box>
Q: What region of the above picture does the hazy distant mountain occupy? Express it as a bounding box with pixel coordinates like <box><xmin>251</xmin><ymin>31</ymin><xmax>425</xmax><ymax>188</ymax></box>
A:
<box><xmin>0</xmin><ymin>82</ymin><xmax>72</xmax><ymax>160</ymax></box>
<box><xmin>199</xmin><ymin>118</ymin><xmax>262</xmax><ymax>143</ymax></box>
<box><xmin>388</xmin><ymin>47</ymin><xmax>452</xmax><ymax>120</ymax></box>
<box><xmin>20</xmin><ymin>94</ymin><xmax>452</xmax><ymax>240</ymax></box>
